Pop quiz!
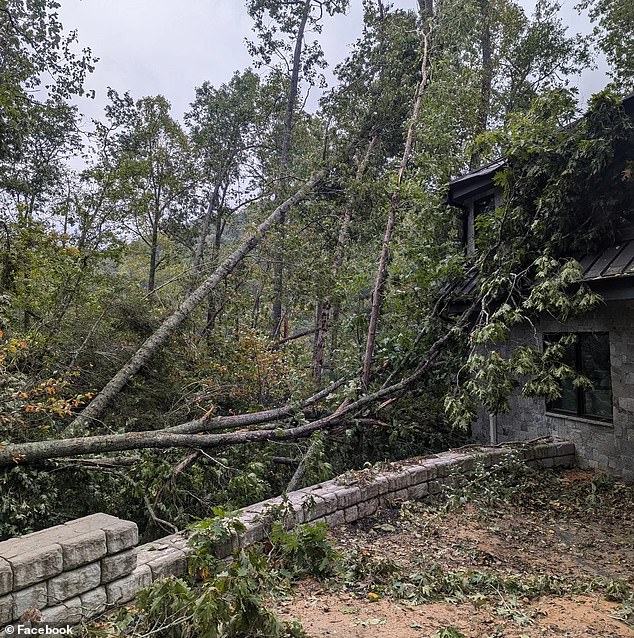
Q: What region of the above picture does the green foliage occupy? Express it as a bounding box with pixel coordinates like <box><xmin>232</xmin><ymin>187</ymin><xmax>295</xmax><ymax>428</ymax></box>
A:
<box><xmin>611</xmin><ymin>590</ymin><xmax>634</xmax><ymax>626</ymax></box>
<box><xmin>0</xmin><ymin>0</ymin><xmax>94</xmax><ymax>164</ymax></box>
<box><xmin>0</xmin><ymin>0</ymin><xmax>630</xmax><ymax>562</ymax></box>
<box><xmin>439</xmin><ymin>449</ymin><xmax>634</xmax><ymax>522</ymax></box>
<box><xmin>268</xmin><ymin>520</ymin><xmax>339</xmax><ymax>579</ymax></box>
<box><xmin>186</xmin><ymin>508</ymin><xmax>247</xmax><ymax>577</ymax></box>
<box><xmin>0</xmin><ymin>466</ymin><xmax>60</xmax><ymax>538</ymax></box>
<box><xmin>432</xmin><ymin>628</ymin><xmax>466</xmax><ymax>638</ymax></box>
<box><xmin>187</xmin><ymin>505</ymin><xmax>339</xmax><ymax>581</ymax></box>
<box><xmin>295</xmin><ymin>433</ymin><xmax>334</xmax><ymax>487</ymax></box>
<box><xmin>126</xmin><ymin>553</ymin><xmax>306</xmax><ymax>638</ymax></box>
<box><xmin>447</xmin><ymin>91</ymin><xmax>634</xmax><ymax>426</ymax></box>
<box><xmin>202</xmin><ymin>328</ymin><xmax>310</xmax><ymax>413</ymax></box>
<box><xmin>390</xmin><ymin>562</ymin><xmax>574</xmax><ymax>605</ymax></box>
<box><xmin>105</xmin><ymin>516</ymin><xmax>343</xmax><ymax>638</ymax></box>
<box><xmin>246</xmin><ymin>0</ymin><xmax>349</xmax><ymax>84</ymax></box>
<box><xmin>98</xmin><ymin>92</ymin><xmax>192</xmax><ymax>294</ymax></box>
<box><xmin>440</xmin><ymin>452</ymin><xmax>546</xmax><ymax>511</ymax></box>
<box><xmin>342</xmin><ymin>547</ymin><xmax>400</xmax><ymax>588</ymax></box>
<box><xmin>579</xmin><ymin>0</ymin><xmax>634</xmax><ymax>91</ymax></box>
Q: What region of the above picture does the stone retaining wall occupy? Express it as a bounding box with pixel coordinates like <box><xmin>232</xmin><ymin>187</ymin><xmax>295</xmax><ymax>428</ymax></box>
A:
<box><xmin>0</xmin><ymin>514</ymin><xmax>138</xmax><ymax>627</ymax></box>
<box><xmin>0</xmin><ymin>438</ymin><xmax>575</xmax><ymax>629</ymax></box>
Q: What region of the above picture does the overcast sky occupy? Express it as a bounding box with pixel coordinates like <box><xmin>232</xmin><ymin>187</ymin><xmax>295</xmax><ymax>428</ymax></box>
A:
<box><xmin>58</xmin><ymin>0</ymin><xmax>608</xmax><ymax>126</ymax></box>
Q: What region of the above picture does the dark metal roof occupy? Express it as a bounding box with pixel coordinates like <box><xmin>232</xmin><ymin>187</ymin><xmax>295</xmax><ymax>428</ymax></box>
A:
<box><xmin>450</xmin><ymin>159</ymin><xmax>504</xmax><ymax>186</ymax></box>
<box><xmin>451</xmin><ymin>231</ymin><xmax>634</xmax><ymax>302</ymax></box>
<box><xmin>447</xmin><ymin>159</ymin><xmax>503</xmax><ymax>206</ymax></box>
<box><xmin>578</xmin><ymin>238</ymin><xmax>634</xmax><ymax>282</ymax></box>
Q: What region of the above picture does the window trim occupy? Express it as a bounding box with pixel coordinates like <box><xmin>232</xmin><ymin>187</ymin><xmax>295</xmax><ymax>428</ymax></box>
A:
<box><xmin>544</xmin><ymin>331</ymin><xmax>613</xmax><ymax>423</ymax></box>
<box><xmin>544</xmin><ymin>412</ymin><xmax>615</xmax><ymax>428</ymax></box>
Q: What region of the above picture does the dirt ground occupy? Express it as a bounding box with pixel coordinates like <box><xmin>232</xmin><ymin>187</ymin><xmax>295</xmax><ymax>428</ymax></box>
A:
<box><xmin>278</xmin><ymin>588</ymin><xmax>630</xmax><ymax>638</ymax></box>
<box><xmin>274</xmin><ymin>468</ymin><xmax>634</xmax><ymax>638</ymax></box>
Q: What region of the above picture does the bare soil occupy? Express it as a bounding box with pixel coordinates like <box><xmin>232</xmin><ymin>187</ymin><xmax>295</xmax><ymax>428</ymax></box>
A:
<box><xmin>274</xmin><ymin>468</ymin><xmax>634</xmax><ymax>638</ymax></box>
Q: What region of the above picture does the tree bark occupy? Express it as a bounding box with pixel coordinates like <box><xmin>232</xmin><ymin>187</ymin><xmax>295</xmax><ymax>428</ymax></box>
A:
<box><xmin>148</xmin><ymin>214</ymin><xmax>159</xmax><ymax>292</ymax></box>
<box><xmin>190</xmin><ymin>181</ymin><xmax>222</xmax><ymax>289</ymax></box>
<box><xmin>470</xmin><ymin>0</ymin><xmax>493</xmax><ymax>170</ymax></box>
<box><xmin>201</xmin><ymin>185</ymin><xmax>229</xmax><ymax>338</ymax></box>
<box><xmin>66</xmin><ymin>172</ymin><xmax>324</xmax><ymax>434</ymax></box>
<box><xmin>271</xmin><ymin>0</ymin><xmax>312</xmax><ymax>337</ymax></box>
<box><xmin>361</xmin><ymin>19</ymin><xmax>432</xmax><ymax>391</ymax></box>
<box><xmin>274</xmin><ymin>326</ymin><xmax>317</xmax><ymax>348</ymax></box>
<box><xmin>286</xmin><ymin>439</ymin><xmax>318</xmax><ymax>491</ymax></box>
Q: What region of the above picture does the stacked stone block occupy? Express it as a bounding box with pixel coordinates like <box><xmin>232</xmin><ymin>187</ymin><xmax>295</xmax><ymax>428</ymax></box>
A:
<box><xmin>0</xmin><ymin>437</ymin><xmax>575</xmax><ymax>630</ymax></box>
<box><xmin>159</xmin><ymin>437</ymin><xmax>575</xmax><ymax>562</ymax></box>
<box><xmin>0</xmin><ymin>514</ymin><xmax>137</xmax><ymax>627</ymax></box>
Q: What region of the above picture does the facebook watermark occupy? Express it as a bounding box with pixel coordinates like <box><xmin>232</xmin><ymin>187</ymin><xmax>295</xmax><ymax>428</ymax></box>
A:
<box><xmin>4</xmin><ymin>625</ymin><xmax>74</xmax><ymax>636</ymax></box>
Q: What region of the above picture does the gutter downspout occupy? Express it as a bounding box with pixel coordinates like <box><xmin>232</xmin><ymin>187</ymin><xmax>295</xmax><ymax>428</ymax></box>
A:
<box><xmin>488</xmin><ymin>412</ymin><xmax>497</xmax><ymax>445</ymax></box>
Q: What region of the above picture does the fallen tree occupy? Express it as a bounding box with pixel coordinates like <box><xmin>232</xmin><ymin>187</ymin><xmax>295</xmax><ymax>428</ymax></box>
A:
<box><xmin>66</xmin><ymin>172</ymin><xmax>324</xmax><ymax>434</ymax></box>
<box><xmin>0</xmin><ymin>301</ymin><xmax>474</xmax><ymax>466</ymax></box>
<box><xmin>167</xmin><ymin>377</ymin><xmax>346</xmax><ymax>434</ymax></box>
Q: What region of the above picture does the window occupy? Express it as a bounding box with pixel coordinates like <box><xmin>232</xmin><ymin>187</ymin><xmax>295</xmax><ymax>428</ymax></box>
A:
<box><xmin>545</xmin><ymin>332</ymin><xmax>613</xmax><ymax>422</ymax></box>
<box><xmin>474</xmin><ymin>194</ymin><xmax>495</xmax><ymax>217</ymax></box>
<box><xmin>466</xmin><ymin>194</ymin><xmax>495</xmax><ymax>255</ymax></box>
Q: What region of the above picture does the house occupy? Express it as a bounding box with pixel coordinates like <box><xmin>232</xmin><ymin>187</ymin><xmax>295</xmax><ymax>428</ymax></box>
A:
<box><xmin>447</xmin><ymin>94</ymin><xmax>634</xmax><ymax>482</ymax></box>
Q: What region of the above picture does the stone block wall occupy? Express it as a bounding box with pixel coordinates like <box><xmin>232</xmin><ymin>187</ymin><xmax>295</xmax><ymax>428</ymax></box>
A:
<box><xmin>472</xmin><ymin>301</ymin><xmax>634</xmax><ymax>482</ymax></box>
<box><xmin>0</xmin><ymin>514</ymin><xmax>138</xmax><ymax>627</ymax></box>
<box><xmin>0</xmin><ymin>438</ymin><xmax>575</xmax><ymax>630</ymax></box>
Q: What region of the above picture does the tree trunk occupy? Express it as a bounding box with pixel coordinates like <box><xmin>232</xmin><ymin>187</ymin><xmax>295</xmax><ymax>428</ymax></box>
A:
<box><xmin>313</xmin><ymin>136</ymin><xmax>378</xmax><ymax>383</ymax></box>
<box><xmin>470</xmin><ymin>0</ymin><xmax>493</xmax><ymax>170</ymax></box>
<box><xmin>286</xmin><ymin>439</ymin><xmax>318</xmax><ymax>491</ymax></box>
<box><xmin>202</xmin><ymin>190</ymin><xmax>227</xmax><ymax>339</ymax></box>
<box><xmin>190</xmin><ymin>181</ymin><xmax>222</xmax><ymax>290</ymax></box>
<box><xmin>361</xmin><ymin>18</ymin><xmax>432</xmax><ymax>391</ymax></box>
<box><xmin>148</xmin><ymin>215</ymin><xmax>159</xmax><ymax>293</ymax></box>
<box><xmin>271</xmin><ymin>0</ymin><xmax>312</xmax><ymax>337</ymax></box>
<box><xmin>312</xmin><ymin>299</ymin><xmax>330</xmax><ymax>382</ymax></box>
<box><xmin>66</xmin><ymin>172</ymin><xmax>323</xmax><ymax>434</ymax></box>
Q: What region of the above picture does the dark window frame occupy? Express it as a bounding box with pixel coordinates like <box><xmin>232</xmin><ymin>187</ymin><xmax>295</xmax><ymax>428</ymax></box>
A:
<box><xmin>544</xmin><ymin>332</ymin><xmax>613</xmax><ymax>423</ymax></box>
<box><xmin>473</xmin><ymin>193</ymin><xmax>495</xmax><ymax>218</ymax></box>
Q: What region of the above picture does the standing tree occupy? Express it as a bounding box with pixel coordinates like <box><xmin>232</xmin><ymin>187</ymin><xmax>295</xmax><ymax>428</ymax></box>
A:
<box><xmin>186</xmin><ymin>70</ymin><xmax>262</xmax><ymax>282</ymax></box>
<box><xmin>0</xmin><ymin>0</ymin><xmax>94</xmax><ymax>163</ymax></box>
<box><xmin>185</xmin><ymin>70</ymin><xmax>262</xmax><ymax>333</ymax></box>
<box><xmin>578</xmin><ymin>0</ymin><xmax>634</xmax><ymax>92</ymax></box>
<box><xmin>246</xmin><ymin>0</ymin><xmax>349</xmax><ymax>336</ymax></box>
<box><xmin>105</xmin><ymin>93</ymin><xmax>192</xmax><ymax>293</ymax></box>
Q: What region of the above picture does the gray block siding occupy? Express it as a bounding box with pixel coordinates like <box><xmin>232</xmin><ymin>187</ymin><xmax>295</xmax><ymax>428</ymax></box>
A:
<box><xmin>472</xmin><ymin>300</ymin><xmax>634</xmax><ymax>482</ymax></box>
